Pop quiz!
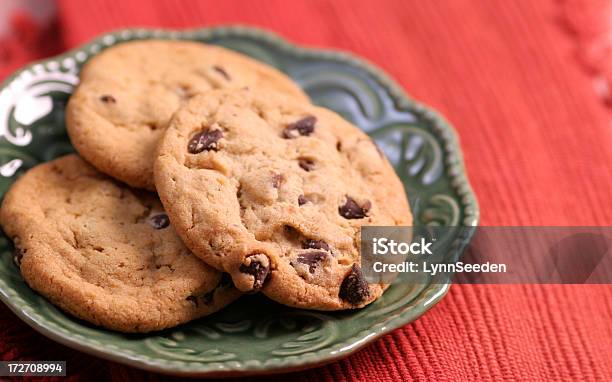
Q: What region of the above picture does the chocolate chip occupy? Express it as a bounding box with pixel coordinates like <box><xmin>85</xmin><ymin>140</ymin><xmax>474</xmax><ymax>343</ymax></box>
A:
<box><xmin>339</xmin><ymin>197</ymin><xmax>371</xmax><ymax>219</ymax></box>
<box><xmin>100</xmin><ymin>95</ymin><xmax>116</xmax><ymax>103</ymax></box>
<box><xmin>339</xmin><ymin>264</ymin><xmax>369</xmax><ymax>304</ymax></box>
<box><xmin>298</xmin><ymin>194</ymin><xmax>308</xmax><ymax>206</ymax></box>
<box><xmin>213</xmin><ymin>65</ymin><xmax>231</xmax><ymax>80</ymax></box>
<box><xmin>272</xmin><ymin>173</ymin><xmax>283</xmax><ymax>189</ymax></box>
<box><xmin>239</xmin><ymin>254</ymin><xmax>270</xmax><ymax>291</ymax></box>
<box><xmin>302</xmin><ymin>239</ymin><xmax>330</xmax><ymax>252</ymax></box>
<box><xmin>297</xmin><ymin>251</ymin><xmax>328</xmax><ymax>273</ymax></box>
<box><xmin>202</xmin><ymin>290</ymin><xmax>215</xmax><ymax>305</ymax></box>
<box><xmin>298</xmin><ymin>158</ymin><xmax>315</xmax><ymax>171</ymax></box>
<box><xmin>188</xmin><ymin>129</ymin><xmax>223</xmax><ymax>154</ymax></box>
<box><xmin>282</xmin><ymin>116</ymin><xmax>317</xmax><ymax>139</ymax></box>
<box><xmin>149</xmin><ymin>213</ymin><xmax>170</xmax><ymax>229</ymax></box>
<box><xmin>186</xmin><ymin>295</ymin><xmax>198</xmax><ymax>307</ymax></box>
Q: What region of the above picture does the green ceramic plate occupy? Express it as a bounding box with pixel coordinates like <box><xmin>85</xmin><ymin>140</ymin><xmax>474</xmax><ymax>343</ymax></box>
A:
<box><xmin>0</xmin><ymin>26</ymin><xmax>479</xmax><ymax>377</ymax></box>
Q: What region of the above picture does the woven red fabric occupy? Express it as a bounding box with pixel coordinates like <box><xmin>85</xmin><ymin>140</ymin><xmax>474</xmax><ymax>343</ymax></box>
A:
<box><xmin>1</xmin><ymin>0</ymin><xmax>612</xmax><ymax>381</ymax></box>
<box><xmin>0</xmin><ymin>11</ymin><xmax>62</xmax><ymax>81</ymax></box>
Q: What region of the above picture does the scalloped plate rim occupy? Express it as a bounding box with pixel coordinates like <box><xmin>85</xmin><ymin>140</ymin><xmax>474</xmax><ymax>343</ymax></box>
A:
<box><xmin>0</xmin><ymin>25</ymin><xmax>479</xmax><ymax>377</ymax></box>
<box><xmin>0</xmin><ymin>283</ymin><xmax>448</xmax><ymax>377</ymax></box>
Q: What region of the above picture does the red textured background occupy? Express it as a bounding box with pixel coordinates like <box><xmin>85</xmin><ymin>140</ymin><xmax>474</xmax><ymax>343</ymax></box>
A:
<box><xmin>1</xmin><ymin>1</ymin><xmax>612</xmax><ymax>381</ymax></box>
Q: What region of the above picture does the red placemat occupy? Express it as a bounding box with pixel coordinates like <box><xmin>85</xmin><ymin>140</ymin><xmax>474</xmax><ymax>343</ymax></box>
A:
<box><xmin>1</xmin><ymin>1</ymin><xmax>612</xmax><ymax>381</ymax></box>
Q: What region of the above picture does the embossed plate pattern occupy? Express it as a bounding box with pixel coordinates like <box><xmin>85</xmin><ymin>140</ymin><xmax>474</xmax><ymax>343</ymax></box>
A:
<box><xmin>0</xmin><ymin>27</ymin><xmax>479</xmax><ymax>377</ymax></box>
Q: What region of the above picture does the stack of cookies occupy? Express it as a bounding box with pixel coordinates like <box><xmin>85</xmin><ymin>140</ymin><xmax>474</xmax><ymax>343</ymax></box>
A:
<box><xmin>0</xmin><ymin>40</ymin><xmax>412</xmax><ymax>333</ymax></box>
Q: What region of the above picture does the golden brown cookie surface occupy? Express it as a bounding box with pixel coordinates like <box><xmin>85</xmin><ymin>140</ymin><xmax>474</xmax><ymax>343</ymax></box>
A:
<box><xmin>0</xmin><ymin>154</ymin><xmax>241</xmax><ymax>332</ymax></box>
<box><xmin>66</xmin><ymin>40</ymin><xmax>308</xmax><ymax>190</ymax></box>
<box><xmin>155</xmin><ymin>88</ymin><xmax>412</xmax><ymax>310</ymax></box>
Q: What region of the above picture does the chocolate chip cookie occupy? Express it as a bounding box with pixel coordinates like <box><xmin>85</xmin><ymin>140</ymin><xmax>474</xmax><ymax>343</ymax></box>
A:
<box><xmin>66</xmin><ymin>40</ymin><xmax>308</xmax><ymax>190</ymax></box>
<box><xmin>154</xmin><ymin>88</ymin><xmax>412</xmax><ymax>310</ymax></box>
<box><xmin>0</xmin><ymin>155</ymin><xmax>241</xmax><ymax>332</ymax></box>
